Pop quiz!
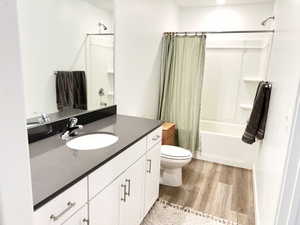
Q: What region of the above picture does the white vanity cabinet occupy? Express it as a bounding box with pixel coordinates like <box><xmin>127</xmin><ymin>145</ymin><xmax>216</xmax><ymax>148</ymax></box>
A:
<box><xmin>144</xmin><ymin>143</ymin><xmax>161</xmax><ymax>216</ymax></box>
<box><xmin>89</xmin><ymin>126</ymin><xmax>162</xmax><ymax>225</ymax></box>
<box><xmin>119</xmin><ymin>155</ymin><xmax>146</xmax><ymax>225</ymax></box>
<box><xmin>33</xmin><ymin>178</ymin><xmax>88</xmax><ymax>225</ymax></box>
<box><xmin>34</xmin><ymin>126</ymin><xmax>162</xmax><ymax>225</ymax></box>
<box><xmin>89</xmin><ymin>156</ymin><xmax>146</xmax><ymax>225</ymax></box>
<box><xmin>89</xmin><ymin>178</ymin><xmax>120</xmax><ymax>225</ymax></box>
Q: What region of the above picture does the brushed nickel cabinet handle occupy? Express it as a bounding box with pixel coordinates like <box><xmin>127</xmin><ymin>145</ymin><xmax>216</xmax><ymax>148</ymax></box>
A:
<box><xmin>83</xmin><ymin>218</ymin><xmax>89</xmax><ymax>224</ymax></box>
<box><xmin>50</xmin><ymin>201</ymin><xmax>76</xmax><ymax>221</ymax></box>
<box><xmin>147</xmin><ymin>159</ymin><xmax>152</xmax><ymax>173</ymax></box>
<box><xmin>121</xmin><ymin>184</ymin><xmax>127</xmax><ymax>202</ymax></box>
<box><xmin>152</xmin><ymin>135</ymin><xmax>160</xmax><ymax>141</ymax></box>
<box><xmin>125</xmin><ymin>179</ymin><xmax>131</xmax><ymax>197</ymax></box>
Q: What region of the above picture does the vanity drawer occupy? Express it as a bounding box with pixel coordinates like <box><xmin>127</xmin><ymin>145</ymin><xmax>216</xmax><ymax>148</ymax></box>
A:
<box><xmin>33</xmin><ymin>178</ymin><xmax>87</xmax><ymax>225</ymax></box>
<box><xmin>89</xmin><ymin>137</ymin><xmax>147</xmax><ymax>199</ymax></box>
<box><xmin>147</xmin><ymin>127</ymin><xmax>162</xmax><ymax>150</ymax></box>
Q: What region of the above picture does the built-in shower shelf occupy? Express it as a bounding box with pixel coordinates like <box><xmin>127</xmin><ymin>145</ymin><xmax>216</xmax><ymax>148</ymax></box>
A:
<box><xmin>243</xmin><ymin>77</ymin><xmax>262</xmax><ymax>83</ymax></box>
<box><xmin>107</xmin><ymin>71</ymin><xmax>114</xmax><ymax>75</ymax></box>
<box><xmin>240</xmin><ymin>104</ymin><xmax>253</xmax><ymax>110</ymax></box>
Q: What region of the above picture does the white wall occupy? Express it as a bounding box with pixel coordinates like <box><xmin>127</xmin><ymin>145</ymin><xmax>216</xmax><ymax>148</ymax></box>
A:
<box><xmin>179</xmin><ymin>3</ymin><xmax>274</xmax><ymax>31</ymax></box>
<box><xmin>17</xmin><ymin>0</ymin><xmax>113</xmax><ymax>118</ymax></box>
<box><xmin>201</xmin><ymin>38</ymin><xmax>272</xmax><ymax>124</ymax></box>
<box><xmin>253</xmin><ymin>0</ymin><xmax>300</xmax><ymax>224</ymax></box>
<box><xmin>115</xmin><ymin>0</ymin><xmax>179</xmax><ymax>119</ymax></box>
<box><xmin>0</xmin><ymin>0</ymin><xmax>33</xmax><ymax>225</ymax></box>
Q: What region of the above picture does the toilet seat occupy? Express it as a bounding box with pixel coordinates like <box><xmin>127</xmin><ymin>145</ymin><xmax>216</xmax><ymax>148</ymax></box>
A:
<box><xmin>161</xmin><ymin>145</ymin><xmax>192</xmax><ymax>160</ymax></box>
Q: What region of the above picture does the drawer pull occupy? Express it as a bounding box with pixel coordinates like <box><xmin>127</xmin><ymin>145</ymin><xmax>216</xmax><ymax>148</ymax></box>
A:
<box><xmin>125</xmin><ymin>179</ymin><xmax>131</xmax><ymax>197</ymax></box>
<box><xmin>50</xmin><ymin>201</ymin><xmax>76</xmax><ymax>221</ymax></box>
<box><xmin>147</xmin><ymin>159</ymin><xmax>152</xmax><ymax>173</ymax></box>
<box><xmin>121</xmin><ymin>184</ymin><xmax>127</xmax><ymax>202</ymax></box>
<box><xmin>83</xmin><ymin>218</ymin><xmax>89</xmax><ymax>224</ymax></box>
<box><xmin>152</xmin><ymin>135</ymin><xmax>160</xmax><ymax>141</ymax></box>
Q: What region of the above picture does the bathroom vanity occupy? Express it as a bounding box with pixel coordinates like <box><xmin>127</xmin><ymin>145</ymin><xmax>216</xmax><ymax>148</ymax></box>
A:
<box><xmin>29</xmin><ymin>113</ymin><xmax>162</xmax><ymax>225</ymax></box>
<box><xmin>21</xmin><ymin>1</ymin><xmax>163</xmax><ymax>223</ymax></box>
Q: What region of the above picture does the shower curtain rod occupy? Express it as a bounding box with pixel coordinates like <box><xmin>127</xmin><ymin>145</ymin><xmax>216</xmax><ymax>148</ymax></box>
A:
<box><xmin>164</xmin><ymin>30</ymin><xmax>275</xmax><ymax>35</ymax></box>
<box><xmin>86</xmin><ymin>33</ymin><xmax>114</xmax><ymax>36</ymax></box>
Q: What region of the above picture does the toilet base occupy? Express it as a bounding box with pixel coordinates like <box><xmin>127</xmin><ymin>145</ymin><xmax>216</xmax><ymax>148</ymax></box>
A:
<box><xmin>160</xmin><ymin>168</ymin><xmax>182</xmax><ymax>187</ymax></box>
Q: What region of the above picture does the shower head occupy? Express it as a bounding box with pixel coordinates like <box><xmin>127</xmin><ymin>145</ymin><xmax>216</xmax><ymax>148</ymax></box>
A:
<box><xmin>98</xmin><ymin>22</ymin><xmax>108</xmax><ymax>32</ymax></box>
<box><xmin>261</xmin><ymin>16</ymin><xmax>275</xmax><ymax>26</ymax></box>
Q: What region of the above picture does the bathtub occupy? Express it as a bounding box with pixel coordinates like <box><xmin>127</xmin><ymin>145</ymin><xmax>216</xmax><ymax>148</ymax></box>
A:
<box><xmin>198</xmin><ymin>120</ymin><xmax>258</xmax><ymax>169</ymax></box>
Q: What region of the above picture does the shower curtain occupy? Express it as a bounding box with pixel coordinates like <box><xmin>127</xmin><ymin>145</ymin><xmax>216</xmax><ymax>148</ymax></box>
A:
<box><xmin>158</xmin><ymin>34</ymin><xmax>206</xmax><ymax>153</ymax></box>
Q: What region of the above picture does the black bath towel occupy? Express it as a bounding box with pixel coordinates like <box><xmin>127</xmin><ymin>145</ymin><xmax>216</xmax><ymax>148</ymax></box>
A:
<box><xmin>56</xmin><ymin>71</ymin><xmax>87</xmax><ymax>111</ymax></box>
<box><xmin>242</xmin><ymin>81</ymin><xmax>272</xmax><ymax>144</ymax></box>
<box><xmin>72</xmin><ymin>71</ymin><xmax>88</xmax><ymax>110</ymax></box>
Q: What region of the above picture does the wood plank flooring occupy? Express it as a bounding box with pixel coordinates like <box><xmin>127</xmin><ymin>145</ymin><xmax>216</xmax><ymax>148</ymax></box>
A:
<box><xmin>159</xmin><ymin>159</ymin><xmax>255</xmax><ymax>225</ymax></box>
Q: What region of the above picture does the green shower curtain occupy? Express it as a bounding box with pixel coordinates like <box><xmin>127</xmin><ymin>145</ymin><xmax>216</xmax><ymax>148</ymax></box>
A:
<box><xmin>158</xmin><ymin>34</ymin><xmax>206</xmax><ymax>153</ymax></box>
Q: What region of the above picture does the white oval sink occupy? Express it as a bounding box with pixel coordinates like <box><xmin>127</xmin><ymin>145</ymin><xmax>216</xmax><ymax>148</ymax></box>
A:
<box><xmin>66</xmin><ymin>133</ymin><xmax>119</xmax><ymax>151</ymax></box>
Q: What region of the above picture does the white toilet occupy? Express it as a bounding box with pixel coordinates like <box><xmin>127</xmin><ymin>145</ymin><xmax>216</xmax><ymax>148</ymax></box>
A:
<box><xmin>160</xmin><ymin>145</ymin><xmax>192</xmax><ymax>187</ymax></box>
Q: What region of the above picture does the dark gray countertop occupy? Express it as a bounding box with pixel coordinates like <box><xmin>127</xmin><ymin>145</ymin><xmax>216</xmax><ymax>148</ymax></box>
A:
<box><xmin>29</xmin><ymin>114</ymin><xmax>163</xmax><ymax>210</ymax></box>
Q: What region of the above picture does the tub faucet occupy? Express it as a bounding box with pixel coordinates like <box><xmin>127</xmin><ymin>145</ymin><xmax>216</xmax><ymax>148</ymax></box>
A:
<box><xmin>61</xmin><ymin>118</ymin><xmax>83</xmax><ymax>140</ymax></box>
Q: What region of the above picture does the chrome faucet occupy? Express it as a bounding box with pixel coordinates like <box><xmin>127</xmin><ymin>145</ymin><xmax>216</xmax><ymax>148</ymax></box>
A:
<box><xmin>39</xmin><ymin>113</ymin><xmax>50</xmax><ymax>123</ymax></box>
<box><xmin>61</xmin><ymin>118</ymin><xmax>83</xmax><ymax>140</ymax></box>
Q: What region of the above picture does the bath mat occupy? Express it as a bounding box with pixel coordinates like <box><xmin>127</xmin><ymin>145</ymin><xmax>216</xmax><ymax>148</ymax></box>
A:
<box><xmin>142</xmin><ymin>199</ymin><xmax>239</xmax><ymax>225</ymax></box>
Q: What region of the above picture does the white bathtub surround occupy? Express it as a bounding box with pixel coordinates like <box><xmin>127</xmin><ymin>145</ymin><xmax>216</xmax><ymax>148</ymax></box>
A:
<box><xmin>196</xmin><ymin>120</ymin><xmax>258</xmax><ymax>169</ymax></box>
<box><xmin>157</xmin><ymin>35</ymin><xmax>206</xmax><ymax>153</ymax></box>
<box><xmin>200</xmin><ymin>37</ymin><xmax>272</xmax><ymax>125</ymax></box>
<box><xmin>87</xmin><ymin>35</ymin><xmax>114</xmax><ymax>110</ymax></box>
<box><xmin>142</xmin><ymin>199</ymin><xmax>239</xmax><ymax>225</ymax></box>
<box><xmin>160</xmin><ymin>145</ymin><xmax>192</xmax><ymax>186</ymax></box>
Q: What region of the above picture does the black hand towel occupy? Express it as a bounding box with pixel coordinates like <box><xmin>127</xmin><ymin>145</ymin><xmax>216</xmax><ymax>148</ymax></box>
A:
<box><xmin>242</xmin><ymin>81</ymin><xmax>272</xmax><ymax>144</ymax></box>
<box><xmin>56</xmin><ymin>71</ymin><xmax>74</xmax><ymax>111</ymax></box>
<box><xmin>257</xmin><ymin>82</ymin><xmax>272</xmax><ymax>140</ymax></box>
<box><xmin>56</xmin><ymin>71</ymin><xmax>87</xmax><ymax>111</ymax></box>
<box><xmin>72</xmin><ymin>71</ymin><xmax>87</xmax><ymax>110</ymax></box>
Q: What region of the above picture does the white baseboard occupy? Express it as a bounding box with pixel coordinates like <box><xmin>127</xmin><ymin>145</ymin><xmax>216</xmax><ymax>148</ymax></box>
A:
<box><xmin>252</xmin><ymin>165</ymin><xmax>260</xmax><ymax>225</ymax></box>
<box><xmin>193</xmin><ymin>152</ymin><xmax>252</xmax><ymax>170</ymax></box>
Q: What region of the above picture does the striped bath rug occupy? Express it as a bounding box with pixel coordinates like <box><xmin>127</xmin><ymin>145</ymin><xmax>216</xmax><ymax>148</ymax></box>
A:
<box><xmin>142</xmin><ymin>199</ymin><xmax>239</xmax><ymax>225</ymax></box>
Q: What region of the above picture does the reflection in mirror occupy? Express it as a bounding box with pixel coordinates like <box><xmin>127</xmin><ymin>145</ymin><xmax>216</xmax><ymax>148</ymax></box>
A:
<box><xmin>18</xmin><ymin>0</ymin><xmax>114</xmax><ymax>128</ymax></box>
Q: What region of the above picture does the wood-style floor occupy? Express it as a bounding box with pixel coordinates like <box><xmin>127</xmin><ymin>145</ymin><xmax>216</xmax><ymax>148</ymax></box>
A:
<box><xmin>159</xmin><ymin>159</ymin><xmax>255</xmax><ymax>225</ymax></box>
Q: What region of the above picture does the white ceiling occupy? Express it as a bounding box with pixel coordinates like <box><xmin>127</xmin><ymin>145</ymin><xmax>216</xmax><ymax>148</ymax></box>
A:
<box><xmin>176</xmin><ymin>0</ymin><xmax>274</xmax><ymax>7</ymax></box>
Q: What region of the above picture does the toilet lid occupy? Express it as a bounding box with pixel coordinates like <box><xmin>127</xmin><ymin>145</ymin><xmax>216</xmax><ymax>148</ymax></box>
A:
<box><xmin>161</xmin><ymin>145</ymin><xmax>192</xmax><ymax>159</ymax></box>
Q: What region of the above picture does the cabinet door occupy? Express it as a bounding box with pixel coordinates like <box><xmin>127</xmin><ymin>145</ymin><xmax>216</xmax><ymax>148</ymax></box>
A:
<box><xmin>62</xmin><ymin>205</ymin><xmax>88</xmax><ymax>225</ymax></box>
<box><xmin>119</xmin><ymin>156</ymin><xmax>145</xmax><ymax>225</ymax></box>
<box><xmin>89</xmin><ymin>178</ymin><xmax>120</xmax><ymax>225</ymax></box>
<box><xmin>144</xmin><ymin>144</ymin><xmax>161</xmax><ymax>215</ymax></box>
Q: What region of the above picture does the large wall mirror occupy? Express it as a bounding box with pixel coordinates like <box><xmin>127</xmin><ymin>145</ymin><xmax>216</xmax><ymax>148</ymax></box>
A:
<box><xmin>18</xmin><ymin>0</ymin><xmax>114</xmax><ymax>128</ymax></box>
